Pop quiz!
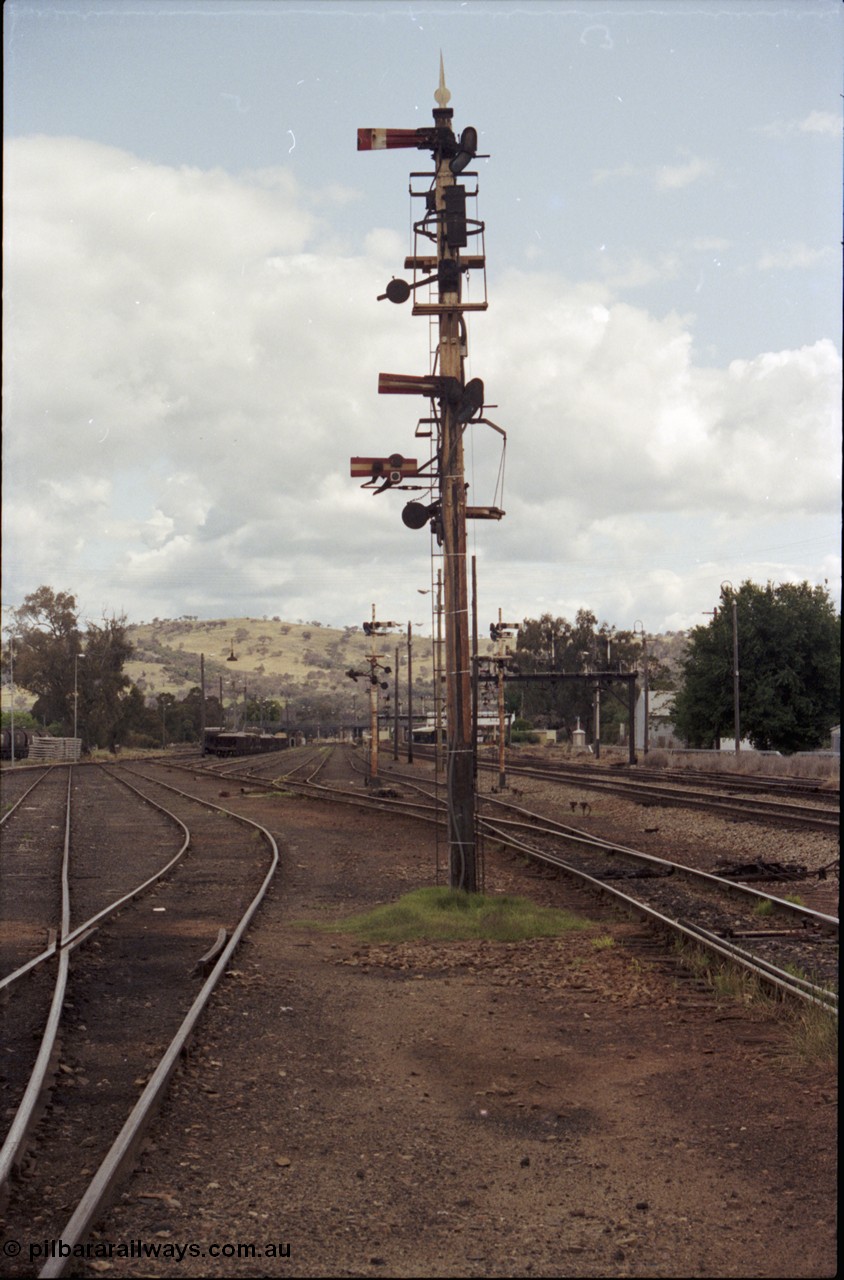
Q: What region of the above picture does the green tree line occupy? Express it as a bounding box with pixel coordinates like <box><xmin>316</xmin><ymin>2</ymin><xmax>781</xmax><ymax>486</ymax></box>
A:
<box><xmin>4</xmin><ymin>582</ymin><xmax>839</xmax><ymax>755</ymax></box>
<box><xmin>504</xmin><ymin>609</ymin><xmax>670</xmax><ymax>744</ymax></box>
<box><xmin>672</xmin><ymin>580</ymin><xmax>840</xmax><ymax>752</ymax></box>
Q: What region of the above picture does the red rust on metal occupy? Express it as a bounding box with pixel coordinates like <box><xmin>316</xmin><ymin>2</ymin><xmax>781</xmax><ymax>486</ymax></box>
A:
<box><xmin>378</xmin><ymin>372</ymin><xmax>440</xmax><ymax>396</ymax></box>
<box><xmin>357</xmin><ymin>127</ymin><xmax>423</xmax><ymax>151</ymax></box>
<box><xmin>350</xmin><ymin>456</ymin><xmax>419</xmax><ymax>478</ymax></box>
<box><xmin>404</xmin><ymin>255</ymin><xmax>486</xmax><ymax>270</ymax></box>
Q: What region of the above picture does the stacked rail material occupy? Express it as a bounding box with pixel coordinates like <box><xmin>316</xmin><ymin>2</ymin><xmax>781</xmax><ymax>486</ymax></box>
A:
<box><xmin>28</xmin><ymin>737</ymin><xmax>82</xmax><ymax>762</ymax></box>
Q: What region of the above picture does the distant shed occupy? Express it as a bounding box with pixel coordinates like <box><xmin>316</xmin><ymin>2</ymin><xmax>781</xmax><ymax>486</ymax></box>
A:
<box><xmin>634</xmin><ymin>691</ymin><xmax>683</xmax><ymax>750</ymax></box>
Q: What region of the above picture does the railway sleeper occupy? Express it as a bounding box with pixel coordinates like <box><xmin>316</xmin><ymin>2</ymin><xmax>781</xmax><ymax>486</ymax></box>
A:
<box><xmin>589</xmin><ymin>865</ymin><xmax>675</xmax><ymax>881</ymax></box>
<box><xmin>722</xmin><ymin>926</ymin><xmax>827</xmax><ymax>940</ymax></box>
<box><xmin>714</xmin><ymin>859</ymin><xmax>812</xmax><ymax>881</ymax></box>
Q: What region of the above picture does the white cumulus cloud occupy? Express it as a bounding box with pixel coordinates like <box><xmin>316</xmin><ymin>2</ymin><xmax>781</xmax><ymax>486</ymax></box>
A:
<box><xmin>3</xmin><ymin>137</ymin><xmax>840</xmax><ymax>632</ymax></box>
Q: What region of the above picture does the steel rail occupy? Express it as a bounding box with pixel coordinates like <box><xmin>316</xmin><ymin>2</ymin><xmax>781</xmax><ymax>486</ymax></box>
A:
<box><xmin>631</xmin><ymin>767</ymin><xmax>838</xmax><ymax>802</ymax></box>
<box><xmin>487</xmin><ymin>757</ymin><xmax>839</xmax><ymax>833</ymax></box>
<box><xmin>34</xmin><ymin>768</ymin><xmax>280</xmax><ymax>1279</ymax></box>
<box><xmin>0</xmin><ymin>767</ymin><xmax>53</xmax><ymax>826</ymax></box>
<box><xmin>0</xmin><ymin>772</ymin><xmax>191</xmax><ymax>991</ymax></box>
<box><xmin>60</xmin><ymin>769</ymin><xmax>192</xmax><ymax>948</ymax></box>
<box><xmin>290</xmin><ymin>775</ymin><xmax>442</xmax><ymax>824</ymax></box>
<box><xmin>507</xmin><ymin>751</ymin><xmax>839</xmax><ymax>801</ymax></box>
<box><xmin>166</xmin><ymin>746</ymin><xmax>446</xmax><ymax>825</ymax></box>
<box><xmin>0</xmin><ymin>769</ymin><xmax>193</xmax><ymax>1197</ymax></box>
<box><xmin>158</xmin><ymin>749</ymin><xmax>839</xmax><ymax>1008</ymax></box>
<box><xmin>287</xmin><ymin>749</ymin><xmax>838</xmax><ymax>938</ymax></box>
<box><xmin>479</xmin><ymin>801</ymin><xmax>839</xmax><ymax>938</ymax></box>
<box><xmin>241</xmin><ymin>747</ymin><xmax>838</xmax><ymax>948</ymax></box>
<box><xmin>680</xmin><ymin>920</ymin><xmax>837</xmax><ymax>1010</ymax></box>
<box><xmin>202</xmin><ymin>745</ymin><xmax>298</xmax><ymax>777</ymax></box>
<box><xmin>477</xmin><ymin>816</ymin><xmax>838</xmax><ymax>1012</ymax></box>
<box><xmin>0</xmin><ymin>771</ymin><xmax>72</xmax><ymax>1190</ymax></box>
<box><xmin>0</xmin><ymin>934</ymin><xmax>58</xmax><ymax>991</ymax></box>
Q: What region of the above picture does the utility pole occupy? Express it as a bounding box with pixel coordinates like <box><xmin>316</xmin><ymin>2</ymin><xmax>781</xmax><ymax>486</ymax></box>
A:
<box><xmin>8</xmin><ymin>635</ymin><xmax>15</xmax><ymax>765</ymax></box>
<box><xmin>634</xmin><ymin>621</ymin><xmax>648</xmax><ymax>757</ymax></box>
<box><xmin>433</xmin><ymin>77</ymin><xmax>475</xmax><ymax>892</ymax></box>
<box><xmin>407</xmin><ymin>621</ymin><xmax>414</xmax><ymax>764</ymax></box>
<box><xmin>355</xmin><ymin>60</ymin><xmax>505</xmax><ymax>892</ymax></box>
<box><xmin>368</xmin><ymin>606</ymin><xmax>380</xmax><ymax>780</ymax></box>
<box><xmin>432</xmin><ymin>570</ymin><xmax>445</xmax><ymax>775</ymax></box>
<box><xmin>73</xmin><ymin>650</ymin><xmax>84</xmax><ymax>748</ymax></box>
<box><xmin>732</xmin><ymin>597</ymin><xmax>740</xmax><ymax>755</ymax></box>
<box><xmin>394</xmin><ymin>641</ymin><xmax>400</xmax><ymax>760</ymax></box>
<box><xmin>489</xmin><ymin>612</ymin><xmax>519</xmax><ymax>790</ymax></box>
<box><xmin>721</xmin><ymin>582</ymin><xmax>741</xmax><ymax>754</ymax></box>
<box><xmin>593</xmin><ymin>679</ymin><xmax>601</xmax><ymax>760</ymax></box>
<box><xmin>200</xmin><ymin>652</ymin><xmax>206</xmax><ymax>751</ymax></box>
<box><xmin>347</xmin><ymin>607</ymin><xmax>395</xmax><ymax>783</ymax></box>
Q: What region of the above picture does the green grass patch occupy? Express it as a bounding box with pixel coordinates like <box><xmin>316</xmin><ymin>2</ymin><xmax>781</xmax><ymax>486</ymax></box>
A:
<box><xmin>309</xmin><ymin>886</ymin><xmax>592</xmax><ymax>944</ymax></box>
<box><xmin>785</xmin><ymin>1002</ymin><xmax>838</xmax><ymax>1065</ymax></box>
<box><xmin>753</xmin><ymin>893</ymin><xmax>804</xmax><ymax>916</ymax></box>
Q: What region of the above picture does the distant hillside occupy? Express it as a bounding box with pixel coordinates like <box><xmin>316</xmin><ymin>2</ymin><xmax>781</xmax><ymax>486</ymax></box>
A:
<box><xmin>646</xmin><ymin>631</ymin><xmax>688</xmax><ymax>683</ymax></box>
<box><xmin>124</xmin><ymin>616</ymin><xmax>441</xmax><ymax>713</ymax></box>
<box><xmin>2</xmin><ymin>617</ymin><xmax>687</xmax><ymax>718</ymax></box>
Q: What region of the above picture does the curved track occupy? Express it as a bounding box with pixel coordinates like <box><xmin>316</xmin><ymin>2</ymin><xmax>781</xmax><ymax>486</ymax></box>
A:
<box><xmin>478</xmin><ymin>799</ymin><xmax>837</xmax><ymax>1009</ymax></box>
<box><xmin>0</xmin><ymin>762</ymin><xmax>278</xmax><ymax>1279</ymax></box>
<box><xmin>176</xmin><ymin>744</ymin><xmax>838</xmax><ymax>1012</ymax></box>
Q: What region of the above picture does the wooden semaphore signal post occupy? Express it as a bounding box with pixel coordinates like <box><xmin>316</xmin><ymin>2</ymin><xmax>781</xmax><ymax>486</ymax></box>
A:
<box><xmin>354</xmin><ymin>61</ymin><xmax>505</xmax><ymax>893</ymax></box>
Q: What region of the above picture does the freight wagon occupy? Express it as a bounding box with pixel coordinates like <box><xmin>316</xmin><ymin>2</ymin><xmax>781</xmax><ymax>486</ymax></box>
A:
<box><xmin>203</xmin><ymin>729</ymin><xmax>288</xmax><ymax>757</ymax></box>
<box><xmin>1</xmin><ymin>727</ymin><xmax>31</xmax><ymax>760</ymax></box>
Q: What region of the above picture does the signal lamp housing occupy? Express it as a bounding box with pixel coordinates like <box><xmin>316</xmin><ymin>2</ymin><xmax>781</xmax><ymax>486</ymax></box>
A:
<box><xmin>402</xmin><ymin>500</ymin><xmax>437</xmax><ymax>530</ymax></box>
<box><xmin>449</xmin><ymin>127</ymin><xmax>478</xmax><ymax>175</ymax></box>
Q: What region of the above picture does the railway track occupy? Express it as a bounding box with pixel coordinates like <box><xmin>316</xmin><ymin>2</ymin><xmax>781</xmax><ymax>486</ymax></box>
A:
<box><xmin>514</xmin><ymin>749</ymin><xmax>841</xmax><ymax>799</ymax></box>
<box><xmin>478</xmin><ymin>799</ymin><xmax>837</xmax><ymax>1008</ymax></box>
<box><xmin>367</xmin><ymin>752</ymin><xmax>838</xmax><ymax>1008</ymax></box>
<box><xmin>174</xmin><ymin>744</ymin><xmax>839</xmax><ymax>1013</ymax></box>
<box><xmin>1</xmin><ymin>766</ymin><xmax>70</xmax><ymax>977</ymax></box>
<box><xmin>0</xmin><ymin>763</ymin><xmax>278</xmax><ymax>1279</ymax></box>
<box><xmin>475</xmin><ymin>750</ymin><xmax>840</xmax><ymax>835</ymax></box>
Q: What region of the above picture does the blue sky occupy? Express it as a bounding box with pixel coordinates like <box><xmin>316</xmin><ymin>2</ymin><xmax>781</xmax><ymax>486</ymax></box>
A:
<box><xmin>3</xmin><ymin>0</ymin><xmax>841</xmax><ymax>637</ymax></box>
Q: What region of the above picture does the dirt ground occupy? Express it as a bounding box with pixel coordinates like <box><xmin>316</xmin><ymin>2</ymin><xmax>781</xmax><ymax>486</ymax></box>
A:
<box><xmin>93</xmin><ymin>786</ymin><xmax>837</xmax><ymax>1279</ymax></box>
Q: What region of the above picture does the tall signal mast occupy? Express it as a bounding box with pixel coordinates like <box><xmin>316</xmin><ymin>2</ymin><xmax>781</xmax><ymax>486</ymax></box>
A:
<box><xmin>354</xmin><ymin>59</ymin><xmax>505</xmax><ymax>893</ymax></box>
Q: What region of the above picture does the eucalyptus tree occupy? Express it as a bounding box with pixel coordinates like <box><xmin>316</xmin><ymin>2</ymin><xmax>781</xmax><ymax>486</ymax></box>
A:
<box><xmin>673</xmin><ymin>581</ymin><xmax>840</xmax><ymax>752</ymax></box>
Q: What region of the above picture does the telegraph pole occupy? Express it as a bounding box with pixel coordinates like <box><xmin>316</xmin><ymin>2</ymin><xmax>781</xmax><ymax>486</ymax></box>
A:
<box><xmin>488</xmin><ymin>612</ymin><xmax>519</xmax><ymax>790</ymax></box>
<box><xmin>368</xmin><ymin>606</ymin><xmax>380</xmax><ymax>780</ymax></box>
<box><xmin>434</xmin><ymin>570</ymin><xmax>444</xmax><ymax>774</ymax></box>
<box><xmin>721</xmin><ymin>582</ymin><xmax>741</xmax><ymax>754</ymax></box>
<box><xmin>394</xmin><ymin>641</ymin><xmax>400</xmax><ymax>760</ymax></box>
<box><xmin>593</xmin><ymin>679</ymin><xmax>601</xmax><ymax>760</ymax></box>
<box><xmin>634</xmin><ymin>621</ymin><xmax>648</xmax><ymax>757</ymax></box>
<box><xmin>200</xmin><ymin>652</ymin><xmax>206</xmax><ymax>750</ymax></box>
<box><xmin>435</xmin><ymin>96</ymin><xmax>475</xmax><ymax>888</ymax></box>
<box><xmin>346</xmin><ymin>608</ymin><xmax>395</xmax><ymax>784</ymax></box>
<box><xmin>407</xmin><ymin>621</ymin><xmax>414</xmax><ymax>764</ymax></box>
<box><xmin>732</xmin><ymin>597</ymin><xmax>740</xmax><ymax>755</ymax></box>
<box><xmin>355</xmin><ymin>60</ymin><xmax>505</xmax><ymax>892</ymax></box>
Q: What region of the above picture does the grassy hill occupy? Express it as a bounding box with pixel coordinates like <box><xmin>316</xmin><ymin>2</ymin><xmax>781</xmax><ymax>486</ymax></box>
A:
<box><xmin>3</xmin><ymin>613</ymin><xmax>688</xmax><ymax>732</ymax></box>
<box><xmin>125</xmin><ymin>616</ymin><xmax>441</xmax><ymax>722</ymax></box>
